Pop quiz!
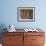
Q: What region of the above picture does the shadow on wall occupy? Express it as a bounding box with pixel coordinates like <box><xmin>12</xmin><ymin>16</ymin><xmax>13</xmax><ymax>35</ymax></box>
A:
<box><xmin>0</xmin><ymin>24</ymin><xmax>7</xmax><ymax>43</ymax></box>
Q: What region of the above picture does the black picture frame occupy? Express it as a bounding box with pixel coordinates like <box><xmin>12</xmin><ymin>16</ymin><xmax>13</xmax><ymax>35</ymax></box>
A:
<box><xmin>17</xmin><ymin>7</ymin><xmax>35</xmax><ymax>22</ymax></box>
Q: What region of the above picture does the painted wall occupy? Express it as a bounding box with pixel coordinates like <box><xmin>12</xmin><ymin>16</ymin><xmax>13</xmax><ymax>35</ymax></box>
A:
<box><xmin>0</xmin><ymin>0</ymin><xmax>46</xmax><ymax>31</ymax></box>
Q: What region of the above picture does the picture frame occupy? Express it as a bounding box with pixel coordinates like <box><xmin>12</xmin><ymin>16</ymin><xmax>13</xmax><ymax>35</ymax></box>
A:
<box><xmin>17</xmin><ymin>7</ymin><xmax>35</xmax><ymax>22</ymax></box>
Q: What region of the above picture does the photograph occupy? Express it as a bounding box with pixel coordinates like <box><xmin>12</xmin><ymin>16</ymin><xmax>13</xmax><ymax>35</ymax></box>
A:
<box><xmin>17</xmin><ymin>7</ymin><xmax>35</xmax><ymax>22</ymax></box>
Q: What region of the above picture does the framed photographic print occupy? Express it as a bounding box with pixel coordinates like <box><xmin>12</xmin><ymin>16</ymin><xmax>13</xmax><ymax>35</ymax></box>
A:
<box><xmin>17</xmin><ymin>7</ymin><xmax>35</xmax><ymax>22</ymax></box>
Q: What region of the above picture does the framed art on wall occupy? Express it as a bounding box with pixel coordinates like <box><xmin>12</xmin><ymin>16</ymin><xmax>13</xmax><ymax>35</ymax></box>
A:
<box><xmin>17</xmin><ymin>7</ymin><xmax>35</xmax><ymax>22</ymax></box>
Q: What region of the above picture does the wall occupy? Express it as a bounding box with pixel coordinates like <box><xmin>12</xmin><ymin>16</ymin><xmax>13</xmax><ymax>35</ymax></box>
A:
<box><xmin>0</xmin><ymin>0</ymin><xmax>46</xmax><ymax>44</ymax></box>
<box><xmin>0</xmin><ymin>0</ymin><xmax>46</xmax><ymax>30</ymax></box>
